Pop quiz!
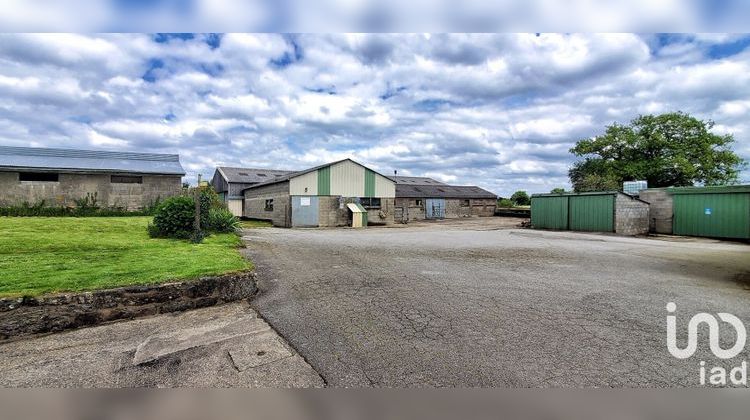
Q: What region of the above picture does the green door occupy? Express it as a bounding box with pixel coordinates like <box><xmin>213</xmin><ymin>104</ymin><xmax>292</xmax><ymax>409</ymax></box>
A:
<box><xmin>568</xmin><ymin>194</ymin><xmax>614</xmax><ymax>232</ymax></box>
<box><xmin>531</xmin><ymin>196</ymin><xmax>569</xmax><ymax>229</ymax></box>
<box><xmin>673</xmin><ymin>193</ymin><xmax>750</xmax><ymax>239</ymax></box>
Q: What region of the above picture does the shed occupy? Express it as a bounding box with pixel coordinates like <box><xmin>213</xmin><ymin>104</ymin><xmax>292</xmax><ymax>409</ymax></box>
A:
<box><xmin>210</xmin><ymin>166</ymin><xmax>293</xmax><ymax>216</ymax></box>
<box><xmin>347</xmin><ymin>202</ymin><xmax>368</xmax><ymax>228</ymax></box>
<box><xmin>669</xmin><ymin>185</ymin><xmax>750</xmax><ymax>239</ymax></box>
<box><xmin>392</xmin><ymin>177</ymin><xmax>497</xmax><ymax>222</ymax></box>
<box><xmin>531</xmin><ymin>191</ymin><xmax>650</xmax><ymax>235</ymax></box>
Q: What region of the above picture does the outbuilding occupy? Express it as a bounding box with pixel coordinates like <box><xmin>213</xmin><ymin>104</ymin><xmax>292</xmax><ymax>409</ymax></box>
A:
<box><xmin>392</xmin><ymin>176</ymin><xmax>497</xmax><ymax>222</ymax></box>
<box><xmin>0</xmin><ymin>146</ymin><xmax>184</xmax><ymax>210</ymax></box>
<box><xmin>242</xmin><ymin>159</ymin><xmax>396</xmax><ymax>228</ymax></box>
<box><xmin>531</xmin><ymin>191</ymin><xmax>649</xmax><ymax>235</ymax></box>
<box><xmin>210</xmin><ymin>166</ymin><xmax>293</xmax><ymax>216</ymax></box>
<box><xmin>640</xmin><ymin>185</ymin><xmax>750</xmax><ymax>239</ymax></box>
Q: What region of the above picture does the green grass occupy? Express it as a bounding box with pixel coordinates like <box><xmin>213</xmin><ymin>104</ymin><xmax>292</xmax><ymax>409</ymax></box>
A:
<box><xmin>240</xmin><ymin>219</ymin><xmax>272</xmax><ymax>229</ymax></box>
<box><xmin>0</xmin><ymin>217</ymin><xmax>251</xmax><ymax>297</ymax></box>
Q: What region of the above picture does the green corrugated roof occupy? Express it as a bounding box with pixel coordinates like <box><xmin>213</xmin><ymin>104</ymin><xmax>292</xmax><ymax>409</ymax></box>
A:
<box><xmin>667</xmin><ymin>185</ymin><xmax>750</xmax><ymax>195</ymax></box>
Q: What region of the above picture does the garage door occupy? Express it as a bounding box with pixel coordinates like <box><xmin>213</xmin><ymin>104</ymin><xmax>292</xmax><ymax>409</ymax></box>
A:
<box><xmin>292</xmin><ymin>196</ymin><xmax>319</xmax><ymax>227</ymax></box>
<box><xmin>673</xmin><ymin>193</ymin><xmax>750</xmax><ymax>239</ymax></box>
<box><xmin>568</xmin><ymin>194</ymin><xmax>614</xmax><ymax>232</ymax></box>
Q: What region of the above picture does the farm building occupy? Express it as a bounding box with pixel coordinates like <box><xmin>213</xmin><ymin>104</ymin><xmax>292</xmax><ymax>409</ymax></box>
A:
<box><xmin>531</xmin><ymin>191</ymin><xmax>649</xmax><ymax>235</ymax></box>
<box><xmin>0</xmin><ymin>146</ymin><xmax>184</xmax><ymax>210</ymax></box>
<box><xmin>640</xmin><ymin>185</ymin><xmax>750</xmax><ymax>239</ymax></box>
<box><xmin>210</xmin><ymin>166</ymin><xmax>293</xmax><ymax>216</ymax></box>
<box><xmin>242</xmin><ymin>159</ymin><xmax>396</xmax><ymax>227</ymax></box>
<box><xmin>392</xmin><ymin>176</ymin><xmax>497</xmax><ymax>222</ymax></box>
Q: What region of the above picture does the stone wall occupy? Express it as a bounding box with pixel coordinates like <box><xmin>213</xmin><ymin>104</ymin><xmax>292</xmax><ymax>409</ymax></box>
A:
<box><xmin>614</xmin><ymin>193</ymin><xmax>650</xmax><ymax>235</ymax></box>
<box><xmin>639</xmin><ymin>188</ymin><xmax>673</xmax><ymax>234</ymax></box>
<box><xmin>394</xmin><ymin>197</ymin><xmax>497</xmax><ymax>222</ymax></box>
<box><xmin>243</xmin><ymin>181</ymin><xmax>291</xmax><ymax>227</ymax></box>
<box><xmin>317</xmin><ymin>196</ymin><xmax>396</xmax><ymax>227</ymax></box>
<box><xmin>0</xmin><ymin>272</ymin><xmax>257</xmax><ymax>341</ymax></box>
<box><xmin>0</xmin><ymin>171</ymin><xmax>181</xmax><ymax>210</ymax></box>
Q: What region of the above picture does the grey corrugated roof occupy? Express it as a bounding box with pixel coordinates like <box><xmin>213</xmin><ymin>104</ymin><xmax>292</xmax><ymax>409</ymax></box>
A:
<box><xmin>391</xmin><ymin>176</ymin><xmax>447</xmax><ymax>185</ymax></box>
<box><xmin>396</xmin><ymin>184</ymin><xmax>497</xmax><ymax>199</ymax></box>
<box><xmin>0</xmin><ymin>146</ymin><xmax>185</xmax><ymax>175</ymax></box>
<box><xmin>218</xmin><ymin>166</ymin><xmax>294</xmax><ymax>184</ymax></box>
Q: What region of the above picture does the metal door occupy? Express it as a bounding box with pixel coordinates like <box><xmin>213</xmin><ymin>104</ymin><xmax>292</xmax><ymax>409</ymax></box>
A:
<box><xmin>425</xmin><ymin>198</ymin><xmax>445</xmax><ymax>219</ymax></box>
<box><xmin>292</xmin><ymin>196</ymin><xmax>319</xmax><ymax>227</ymax></box>
<box><xmin>568</xmin><ymin>194</ymin><xmax>614</xmax><ymax>232</ymax></box>
<box><xmin>673</xmin><ymin>192</ymin><xmax>750</xmax><ymax>239</ymax></box>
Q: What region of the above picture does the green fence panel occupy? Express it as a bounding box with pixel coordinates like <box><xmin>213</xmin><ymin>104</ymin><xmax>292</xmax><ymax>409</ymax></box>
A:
<box><xmin>317</xmin><ymin>166</ymin><xmax>331</xmax><ymax>196</ymax></box>
<box><xmin>673</xmin><ymin>193</ymin><xmax>750</xmax><ymax>239</ymax></box>
<box><xmin>568</xmin><ymin>194</ymin><xmax>614</xmax><ymax>232</ymax></box>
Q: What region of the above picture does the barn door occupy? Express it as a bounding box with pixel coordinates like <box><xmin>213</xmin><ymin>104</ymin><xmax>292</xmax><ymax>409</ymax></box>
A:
<box><xmin>291</xmin><ymin>196</ymin><xmax>319</xmax><ymax>227</ymax></box>
<box><xmin>425</xmin><ymin>198</ymin><xmax>445</xmax><ymax>219</ymax></box>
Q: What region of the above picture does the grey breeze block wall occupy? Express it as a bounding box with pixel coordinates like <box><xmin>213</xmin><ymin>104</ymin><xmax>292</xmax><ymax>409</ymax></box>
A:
<box><xmin>244</xmin><ymin>181</ymin><xmax>291</xmax><ymax>227</ymax></box>
<box><xmin>639</xmin><ymin>188</ymin><xmax>673</xmax><ymax>234</ymax></box>
<box><xmin>614</xmin><ymin>193</ymin><xmax>650</xmax><ymax>235</ymax></box>
<box><xmin>0</xmin><ymin>172</ymin><xmax>181</xmax><ymax>210</ymax></box>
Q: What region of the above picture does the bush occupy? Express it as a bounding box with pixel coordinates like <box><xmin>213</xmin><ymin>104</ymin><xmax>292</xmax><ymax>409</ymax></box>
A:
<box><xmin>149</xmin><ymin>196</ymin><xmax>196</xmax><ymax>239</ymax></box>
<box><xmin>497</xmin><ymin>198</ymin><xmax>514</xmax><ymax>208</ymax></box>
<box><xmin>206</xmin><ymin>207</ymin><xmax>240</xmax><ymax>233</ymax></box>
<box><xmin>0</xmin><ymin>198</ymin><xmax>152</xmax><ymax>217</ymax></box>
<box><xmin>510</xmin><ymin>190</ymin><xmax>530</xmax><ymax>206</ymax></box>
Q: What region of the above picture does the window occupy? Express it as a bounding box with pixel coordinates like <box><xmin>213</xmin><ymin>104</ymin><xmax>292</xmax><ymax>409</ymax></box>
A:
<box><xmin>360</xmin><ymin>197</ymin><xmax>381</xmax><ymax>208</ymax></box>
<box><xmin>256</xmin><ymin>173</ymin><xmax>267</xmax><ymax>177</ymax></box>
<box><xmin>19</xmin><ymin>172</ymin><xmax>58</xmax><ymax>182</ymax></box>
<box><xmin>238</xmin><ymin>172</ymin><xmax>249</xmax><ymax>176</ymax></box>
<box><xmin>264</xmin><ymin>199</ymin><xmax>274</xmax><ymax>211</ymax></box>
<box><xmin>415</xmin><ymin>199</ymin><xmax>423</xmax><ymax>206</ymax></box>
<box><xmin>111</xmin><ymin>175</ymin><xmax>142</xmax><ymax>184</ymax></box>
<box><xmin>461</xmin><ymin>199</ymin><xmax>471</xmax><ymax>207</ymax></box>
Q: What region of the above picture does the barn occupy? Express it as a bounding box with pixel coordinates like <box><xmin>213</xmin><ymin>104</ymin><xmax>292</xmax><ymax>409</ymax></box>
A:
<box><xmin>0</xmin><ymin>146</ymin><xmax>184</xmax><ymax>210</ymax></box>
<box><xmin>392</xmin><ymin>176</ymin><xmax>497</xmax><ymax>222</ymax></box>
<box><xmin>242</xmin><ymin>159</ymin><xmax>396</xmax><ymax>227</ymax></box>
<box><xmin>210</xmin><ymin>167</ymin><xmax>293</xmax><ymax>216</ymax></box>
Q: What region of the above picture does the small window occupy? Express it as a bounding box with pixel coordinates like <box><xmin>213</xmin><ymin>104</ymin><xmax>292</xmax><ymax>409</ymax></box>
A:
<box><xmin>257</xmin><ymin>173</ymin><xmax>267</xmax><ymax>177</ymax></box>
<box><xmin>111</xmin><ymin>175</ymin><xmax>142</xmax><ymax>184</ymax></box>
<box><xmin>238</xmin><ymin>172</ymin><xmax>249</xmax><ymax>176</ymax></box>
<box><xmin>19</xmin><ymin>172</ymin><xmax>58</xmax><ymax>182</ymax></box>
<box><xmin>415</xmin><ymin>199</ymin><xmax>423</xmax><ymax>206</ymax></box>
<box><xmin>265</xmin><ymin>199</ymin><xmax>274</xmax><ymax>211</ymax></box>
<box><xmin>461</xmin><ymin>199</ymin><xmax>471</xmax><ymax>207</ymax></box>
<box><xmin>360</xmin><ymin>197</ymin><xmax>381</xmax><ymax>209</ymax></box>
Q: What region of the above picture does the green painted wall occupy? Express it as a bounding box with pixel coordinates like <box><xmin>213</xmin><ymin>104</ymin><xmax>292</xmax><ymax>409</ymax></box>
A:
<box><xmin>568</xmin><ymin>195</ymin><xmax>614</xmax><ymax>232</ymax></box>
<box><xmin>317</xmin><ymin>166</ymin><xmax>331</xmax><ymax>196</ymax></box>
<box><xmin>364</xmin><ymin>169</ymin><xmax>376</xmax><ymax>198</ymax></box>
<box><xmin>531</xmin><ymin>196</ymin><xmax>568</xmax><ymax>229</ymax></box>
<box><xmin>673</xmin><ymin>192</ymin><xmax>750</xmax><ymax>239</ymax></box>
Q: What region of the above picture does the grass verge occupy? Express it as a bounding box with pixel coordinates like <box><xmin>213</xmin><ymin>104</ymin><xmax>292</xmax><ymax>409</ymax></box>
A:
<box><xmin>0</xmin><ymin>217</ymin><xmax>251</xmax><ymax>297</ymax></box>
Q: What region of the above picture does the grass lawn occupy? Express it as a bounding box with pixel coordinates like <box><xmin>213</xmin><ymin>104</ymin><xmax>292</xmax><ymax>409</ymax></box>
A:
<box><xmin>240</xmin><ymin>219</ymin><xmax>272</xmax><ymax>229</ymax></box>
<box><xmin>0</xmin><ymin>217</ymin><xmax>251</xmax><ymax>297</ymax></box>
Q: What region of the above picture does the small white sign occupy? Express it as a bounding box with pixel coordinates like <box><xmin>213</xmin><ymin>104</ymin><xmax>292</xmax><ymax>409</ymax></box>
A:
<box><xmin>705</xmin><ymin>208</ymin><xmax>712</xmax><ymax>215</ymax></box>
<box><xmin>300</xmin><ymin>197</ymin><xmax>311</xmax><ymax>206</ymax></box>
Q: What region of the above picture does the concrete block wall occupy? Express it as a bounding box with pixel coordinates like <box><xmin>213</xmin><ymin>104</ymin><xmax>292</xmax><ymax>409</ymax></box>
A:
<box><xmin>639</xmin><ymin>189</ymin><xmax>673</xmax><ymax>234</ymax></box>
<box><xmin>614</xmin><ymin>194</ymin><xmax>650</xmax><ymax>235</ymax></box>
<box><xmin>317</xmin><ymin>196</ymin><xmax>396</xmax><ymax>227</ymax></box>
<box><xmin>243</xmin><ymin>181</ymin><xmax>291</xmax><ymax>227</ymax></box>
<box><xmin>395</xmin><ymin>197</ymin><xmax>496</xmax><ymax>222</ymax></box>
<box><xmin>394</xmin><ymin>198</ymin><xmax>426</xmax><ymax>222</ymax></box>
<box><xmin>0</xmin><ymin>171</ymin><xmax>181</xmax><ymax>210</ymax></box>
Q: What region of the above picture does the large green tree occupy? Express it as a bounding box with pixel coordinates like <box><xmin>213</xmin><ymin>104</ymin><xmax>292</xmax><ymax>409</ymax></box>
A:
<box><xmin>569</xmin><ymin>112</ymin><xmax>746</xmax><ymax>192</ymax></box>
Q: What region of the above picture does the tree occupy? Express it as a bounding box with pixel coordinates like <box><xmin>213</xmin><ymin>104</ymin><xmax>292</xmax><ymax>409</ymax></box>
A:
<box><xmin>569</xmin><ymin>112</ymin><xmax>746</xmax><ymax>192</ymax></box>
<box><xmin>510</xmin><ymin>190</ymin><xmax>530</xmax><ymax>206</ymax></box>
<box><xmin>550</xmin><ymin>188</ymin><xmax>566</xmax><ymax>194</ymax></box>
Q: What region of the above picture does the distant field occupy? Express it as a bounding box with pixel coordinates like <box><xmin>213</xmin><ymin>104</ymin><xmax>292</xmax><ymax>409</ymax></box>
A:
<box><xmin>0</xmin><ymin>217</ymin><xmax>251</xmax><ymax>297</ymax></box>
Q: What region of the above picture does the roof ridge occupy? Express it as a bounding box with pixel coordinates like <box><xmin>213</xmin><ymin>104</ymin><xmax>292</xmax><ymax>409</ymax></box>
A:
<box><xmin>0</xmin><ymin>146</ymin><xmax>180</xmax><ymax>162</ymax></box>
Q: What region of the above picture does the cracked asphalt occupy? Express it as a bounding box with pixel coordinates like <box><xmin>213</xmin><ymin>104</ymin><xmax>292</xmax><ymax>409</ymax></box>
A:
<box><xmin>243</xmin><ymin>218</ymin><xmax>750</xmax><ymax>387</ymax></box>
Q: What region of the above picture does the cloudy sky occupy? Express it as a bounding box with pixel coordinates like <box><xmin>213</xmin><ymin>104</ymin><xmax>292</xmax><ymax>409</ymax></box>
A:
<box><xmin>0</xmin><ymin>33</ymin><xmax>749</xmax><ymax>196</ymax></box>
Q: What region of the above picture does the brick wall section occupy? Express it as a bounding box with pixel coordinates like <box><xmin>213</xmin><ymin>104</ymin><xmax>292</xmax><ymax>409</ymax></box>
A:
<box><xmin>0</xmin><ymin>171</ymin><xmax>181</xmax><ymax>210</ymax></box>
<box><xmin>639</xmin><ymin>188</ymin><xmax>673</xmax><ymax>234</ymax></box>
<box><xmin>0</xmin><ymin>272</ymin><xmax>256</xmax><ymax>341</ymax></box>
<box><xmin>243</xmin><ymin>181</ymin><xmax>291</xmax><ymax>227</ymax></box>
<box><xmin>614</xmin><ymin>193</ymin><xmax>650</xmax><ymax>235</ymax></box>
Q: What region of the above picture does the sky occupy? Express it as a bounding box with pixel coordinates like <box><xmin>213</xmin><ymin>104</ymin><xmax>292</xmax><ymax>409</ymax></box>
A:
<box><xmin>0</xmin><ymin>33</ymin><xmax>749</xmax><ymax>196</ymax></box>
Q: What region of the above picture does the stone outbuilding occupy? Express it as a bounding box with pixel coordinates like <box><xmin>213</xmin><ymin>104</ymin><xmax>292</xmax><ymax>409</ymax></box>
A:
<box><xmin>210</xmin><ymin>166</ymin><xmax>293</xmax><ymax>216</ymax></box>
<box><xmin>392</xmin><ymin>176</ymin><xmax>497</xmax><ymax>222</ymax></box>
<box><xmin>0</xmin><ymin>146</ymin><xmax>184</xmax><ymax>210</ymax></box>
<box><xmin>242</xmin><ymin>159</ymin><xmax>396</xmax><ymax>228</ymax></box>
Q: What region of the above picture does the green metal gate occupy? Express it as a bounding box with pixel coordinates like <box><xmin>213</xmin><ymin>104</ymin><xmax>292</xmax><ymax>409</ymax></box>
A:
<box><xmin>671</xmin><ymin>187</ymin><xmax>750</xmax><ymax>239</ymax></box>
<box><xmin>531</xmin><ymin>192</ymin><xmax>615</xmax><ymax>233</ymax></box>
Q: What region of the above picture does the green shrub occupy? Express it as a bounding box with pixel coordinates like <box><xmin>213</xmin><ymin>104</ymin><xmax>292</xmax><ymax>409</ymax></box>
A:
<box><xmin>0</xmin><ymin>196</ymin><xmax>151</xmax><ymax>217</ymax></box>
<box><xmin>497</xmin><ymin>198</ymin><xmax>514</xmax><ymax>208</ymax></box>
<box><xmin>149</xmin><ymin>196</ymin><xmax>196</xmax><ymax>239</ymax></box>
<box><xmin>206</xmin><ymin>207</ymin><xmax>240</xmax><ymax>233</ymax></box>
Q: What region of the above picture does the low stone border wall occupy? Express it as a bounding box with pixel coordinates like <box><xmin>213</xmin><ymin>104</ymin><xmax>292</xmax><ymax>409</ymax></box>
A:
<box><xmin>0</xmin><ymin>272</ymin><xmax>257</xmax><ymax>341</ymax></box>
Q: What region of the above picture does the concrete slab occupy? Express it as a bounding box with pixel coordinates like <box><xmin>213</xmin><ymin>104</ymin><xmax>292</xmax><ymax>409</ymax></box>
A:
<box><xmin>0</xmin><ymin>303</ymin><xmax>324</xmax><ymax>387</ymax></box>
<box><xmin>228</xmin><ymin>334</ymin><xmax>292</xmax><ymax>371</ymax></box>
